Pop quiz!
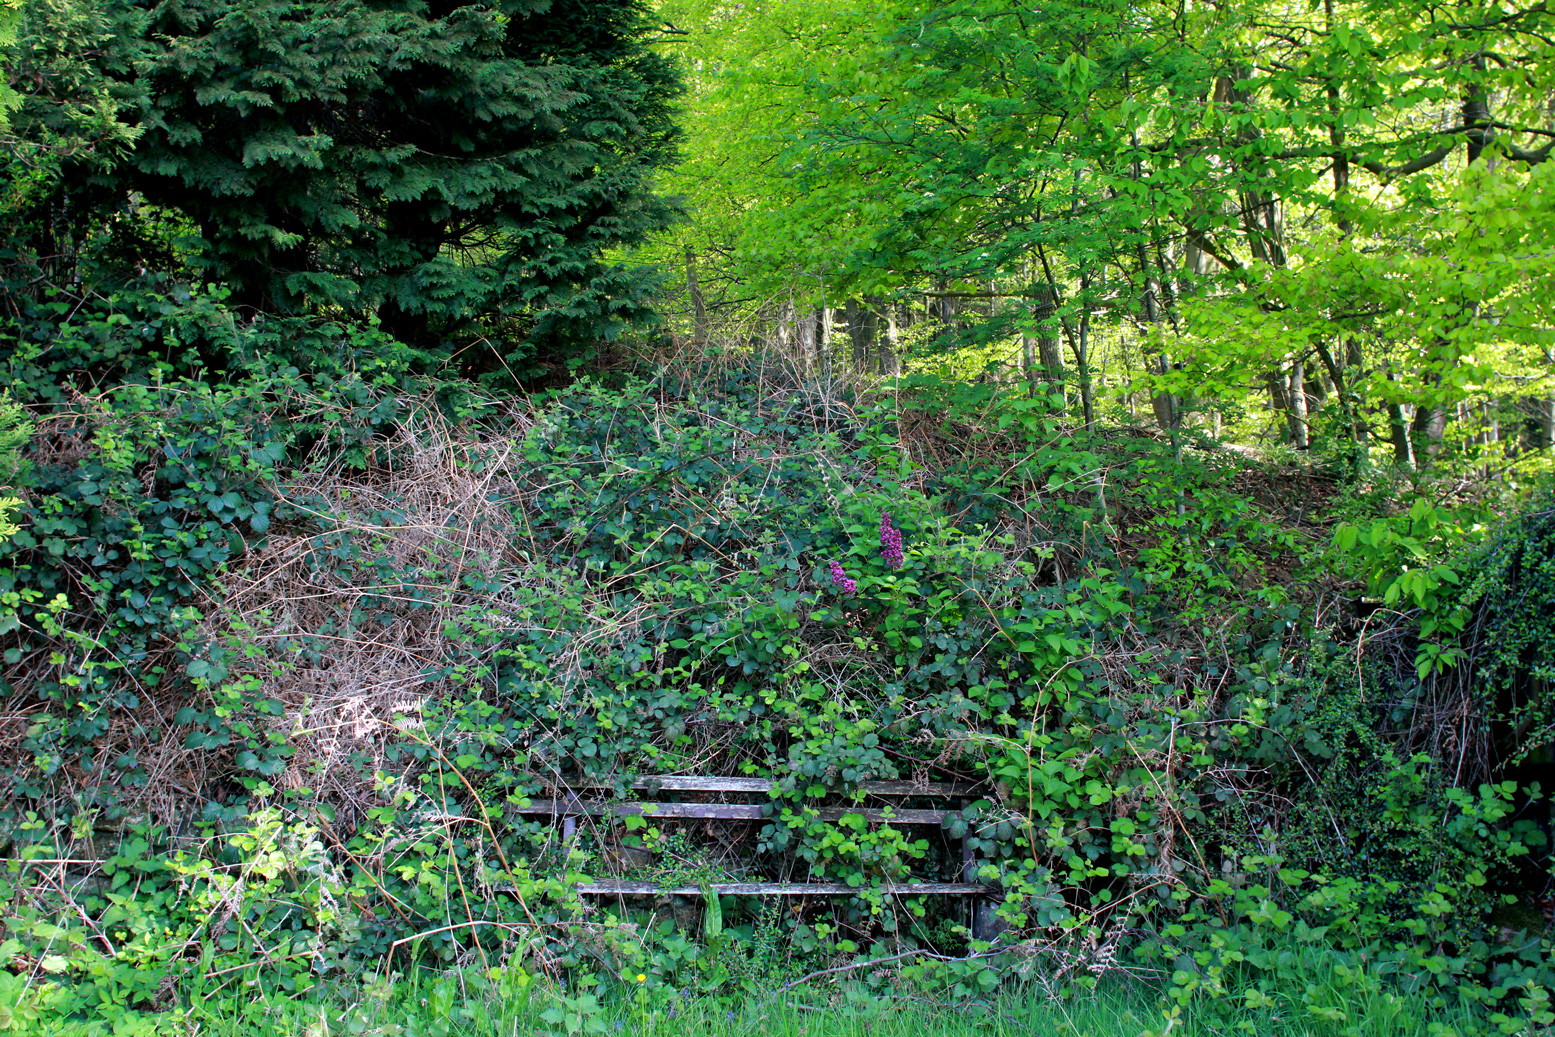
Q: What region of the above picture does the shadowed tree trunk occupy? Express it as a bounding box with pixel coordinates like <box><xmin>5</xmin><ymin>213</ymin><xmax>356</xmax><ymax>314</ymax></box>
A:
<box><xmin>1022</xmin><ymin>282</ymin><xmax>1064</xmax><ymax>397</ymax></box>
<box><xmin>1535</xmin><ymin>395</ymin><xmax>1555</xmax><ymax>450</ymax></box>
<box><xmin>1134</xmin><ymin>246</ymin><xmax>1175</xmax><ymax>431</ymax></box>
<box><xmin>1313</xmin><ymin>339</ymin><xmax>1370</xmax><ymax>447</ymax></box>
<box><xmin>821</xmin><ymin>305</ymin><xmax>835</xmax><ymax>376</ymax></box>
<box><xmin>1412</xmin><ymin>57</ymin><xmax>1497</xmax><ymax>466</ymax></box>
<box><xmin>878</xmin><ymin>297</ymin><xmax>900</xmax><ymax>376</ymax></box>
<box><xmin>796</xmin><ymin>308</ymin><xmax>819</xmax><ymax>372</ymax></box>
<box><xmin>686</xmin><ymin>248</ymin><xmax>708</xmax><ymax>343</ymax></box>
<box><xmin>844</xmin><ymin>297</ymin><xmax>880</xmax><ymax>372</ymax></box>
<box><xmin>1412</xmin><ymin>388</ymin><xmax>1448</xmax><ymax>463</ymax></box>
<box><xmin>1268</xmin><ymin>371</ymin><xmax>1292</xmax><ymax>443</ymax></box>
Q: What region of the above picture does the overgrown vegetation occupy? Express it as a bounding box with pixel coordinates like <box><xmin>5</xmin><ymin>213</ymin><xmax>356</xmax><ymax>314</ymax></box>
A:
<box><xmin>1</xmin><ymin>361</ymin><xmax>1551</xmax><ymax>1033</ymax></box>
<box><xmin>1</xmin><ymin>0</ymin><xmax>1553</xmax><ymax>1035</ymax></box>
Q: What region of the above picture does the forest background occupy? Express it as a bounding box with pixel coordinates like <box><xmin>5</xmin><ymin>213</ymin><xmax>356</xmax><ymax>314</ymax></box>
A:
<box><xmin>2</xmin><ymin>0</ymin><xmax>1555</xmax><ymax>1034</ymax></box>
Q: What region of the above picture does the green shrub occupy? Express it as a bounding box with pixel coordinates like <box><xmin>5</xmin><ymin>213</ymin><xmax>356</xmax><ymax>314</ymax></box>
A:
<box><xmin>2</xmin><ymin>365</ymin><xmax>1552</xmax><ymax>1033</ymax></box>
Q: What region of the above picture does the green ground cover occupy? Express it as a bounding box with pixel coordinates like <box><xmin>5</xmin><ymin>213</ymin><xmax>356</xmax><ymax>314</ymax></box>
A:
<box><xmin>3</xmin><ymin>952</ymin><xmax>1499</xmax><ymax>1037</ymax></box>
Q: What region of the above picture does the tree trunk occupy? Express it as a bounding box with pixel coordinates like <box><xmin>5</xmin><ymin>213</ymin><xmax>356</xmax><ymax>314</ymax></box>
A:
<box><xmin>1478</xmin><ymin>403</ymin><xmax>1498</xmax><ymax>481</ymax></box>
<box><xmin>1535</xmin><ymin>396</ymin><xmax>1555</xmax><ymax>451</ymax></box>
<box><xmin>776</xmin><ymin>300</ymin><xmax>796</xmax><ymax>355</ymax></box>
<box><xmin>1390</xmin><ymin>403</ymin><xmax>1414</xmax><ymax>466</ymax></box>
<box><xmin>821</xmin><ymin>306</ymin><xmax>835</xmax><ymax>378</ymax></box>
<box><xmin>1346</xmin><ymin>339</ymin><xmax>1369</xmax><ymax>445</ymax></box>
<box><xmin>1387</xmin><ymin>370</ymin><xmax>1414</xmax><ymax>467</ymax></box>
<box><xmin>1135</xmin><ymin>247</ymin><xmax>1175</xmax><ymax>432</ymax></box>
<box><xmin>1313</xmin><ymin>339</ymin><xmax>1369</xmax><ymax>447</ymax></box>
<box><xmin>1288</xmin><ymin>359</ymin><xmax>1310</xmax><ymax>448</ymax></box>
<box><xmin>1184</xmin><ymin>235</ymin><xmax>1212</xmax><ymax>282</ymax></box>
<box><xmin>1153</xmin><ymin>356</ymin><xmax>1176</xmax><ymax>431</ymax></box>
<box><xmin>686</xmin><ymin>248</ymin><xmax>708</xmax><ymax>343</ymax></box>
<box><xmin>1268</xmin><ymin>372</ymin><xmax>1293</xmax><ymax>444</ymax></box>
<box><xmin>1031</xmin><ymin>283</ymin><xmax>1064</xmax><ymax>392</ymax></box>
<box><xmin>796</xmin><ymin>309</ymin><xmax>819</xmax><ymax>372</ymax></box>
<box><xmin>1412</xmin><ymin>393</ymin><xmax>1447</xmax><ymax>464</ymax></box>
<box><xmin>879</xmin><ymin>299</ymin><xmax>900</xmax><ymax>376</ymax></box>
<box><xmin>1308</xmin><ymin>368</ymin><xmax>1330</xmax><ymax>405</ymax></box>
<box><xmin>1077</xmin><ymin>300</ymin><xmax>1095</xmax><ymax>428</ymax></box>
<box><xmin>844</xmin><ymin>297</ymin><xmax>873</xmax><ymax>371</ymax></box>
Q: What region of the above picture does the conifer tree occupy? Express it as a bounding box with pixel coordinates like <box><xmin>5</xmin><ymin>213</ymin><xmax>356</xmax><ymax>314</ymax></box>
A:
<box><xmin>125</xmin><ymin>0</ymin><xmax>681</xmax><ymax>367</ymax></box>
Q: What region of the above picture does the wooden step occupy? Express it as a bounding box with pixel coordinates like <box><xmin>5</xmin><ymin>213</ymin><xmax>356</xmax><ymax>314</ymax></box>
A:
<box><xmin>554</xmin><ymin>776</ymin><xmax>983</xmax><ymax>797</ymax></box>
<box><xmin>574</xmin><ymin>881</ymin><xmax>989</xmax><ymax>895</ymax></box>
<box><xmin>519</xmin><ymin>799</ymin><xmax>954</xmax><ymax>824</ymax></box>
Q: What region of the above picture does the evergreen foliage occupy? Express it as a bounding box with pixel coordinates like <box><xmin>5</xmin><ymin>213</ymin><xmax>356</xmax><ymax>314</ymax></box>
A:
<box><xmin>2</xmin><ymin>0</ymin><xmax>141</xmax><ymax>165</ymax></box>
<box><xmin>0</xmin><ymin>390</ymin><xmax>29</xmax><ymax>542</ymax></box>
<box><xmin>3</xmin><ymin>0</ymin><xmax>682</xmax><ymax>375</ymax></box>
<box><xmin>124</xmin><ymin>0</ymin><xmax>681</xmax><ymax>364</ymax></box>
<box><xmin>0</xmin><ymin>0</ymin><xmax>18</xmax><ymax>129</ymax></box>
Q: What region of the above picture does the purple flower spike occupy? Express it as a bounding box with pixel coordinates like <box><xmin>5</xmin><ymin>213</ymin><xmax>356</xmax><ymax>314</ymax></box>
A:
<box><xmin>879</xmin><ymin>512</ymin><xmax>904</xmax><ymax>569</ymax></box>
<box><xmin>829</xmin><ymin>559</ymin><xmax>857</xmax><ymax>595</ymax></box>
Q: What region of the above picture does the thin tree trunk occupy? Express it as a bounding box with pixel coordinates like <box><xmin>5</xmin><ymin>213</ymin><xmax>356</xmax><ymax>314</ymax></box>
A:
<box><xmin>1313</xmin><ymin>339</ymin><xmax>1369</xmax><ymax>446</ymax></box>
<box><xmin>1289</xmin><ymin>359</ymin><xmax>1310</xmax><ymax>448</ymax></box>
<box><xmin>686</xmin><ymin>248</ymin><xmax>708</xmax><ymax>343</ymax></box>
<box><xmin>1120</xmin><ymin>334</ymin><xmax>1138</xmax><ymax>418</ymax></box>
<box><xmin>821</xmin><ymin>305</ymin><xmax>834</xmax><ymax>379</ymax></box>
<box><xmin>844</xmin><ymin>298</ymin><xmax>876</xmax><ymax>372</ymax></box>
<box><xmin>1077</xmin><ymin>301</ymin><xmax>1095</xmax><ymax>428</ymax></box>
<box><xmin>1307</xmin><ymin>367</ymin><xmax>1329</xmax><ymax>406</ymax></box>
<box><xmin>796</xmin><ymin>308</ymin><xmax>818</xmax><ymax>373</ymax></box>
<box><xmin>1406</xmin><ymin>57</ymin><xmax>1493</xmax><ymax>466</ymax></box>
<box><xmin>1387</xmin><ymin>370</ymin><xmax>1415</xmax><ymax>467</ymax></box>
<box><xmin>1412</xmin><ymin>387</ymin><xmax>1447</xmax><ymax>464</ymax></box>
<box><xmin>1033</xmin><ymin>283</ymin><xmax>1064</xmax><ymax>390</ymax></box>
<box><xmin>1536</xmin><ymin>396</ymin><xmax>1555</xmax><ymax>450</ymax></box>
<box><xmin>1268</xmin><ymin>372</ymin><xmax>1293</xmax><ymax>444</ymax></box>
<box><xmin>879</xmin><ymin>300</ymin><xmax>900</xmax><ymax>376</ymax></box>
<box><xmin>1136</xmin><ymin>246</ymin><xmax>1175</xmax><ymax>431</ymax></box>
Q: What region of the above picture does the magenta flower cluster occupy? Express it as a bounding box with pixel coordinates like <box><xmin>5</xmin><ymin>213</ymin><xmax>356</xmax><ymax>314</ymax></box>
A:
<box><xmin>879</xmin><ymin>512</ymin><xmax>904</xmax><ymax>569</ymax></box>
<box><xmin>828</xmin><ymin>560</ymin><xmax>856</xmax><ymax>595</ymax></box>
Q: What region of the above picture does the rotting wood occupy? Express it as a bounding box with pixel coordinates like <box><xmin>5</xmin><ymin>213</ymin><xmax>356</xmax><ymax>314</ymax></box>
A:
<box><xmin>520</xmin><ymin>800</ymin><xmax>953</xmax><ymax>824</ymax></box>
<box><xmin>528</xmin><ymin>775</ymin><xmax>999</xmax><ymax>937</ymax></box>
<box><xmin>570</xmin><ymin>881</ymin><xmax>989</xmax><ymax>895</ymax></box>
<box><xmin>556</xmin><ymin>776</ymin><xmax>983</xmax><ymax>797</ymax></box>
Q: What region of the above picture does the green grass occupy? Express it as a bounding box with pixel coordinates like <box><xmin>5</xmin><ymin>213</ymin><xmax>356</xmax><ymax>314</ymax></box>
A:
<box><xmin>9</xmin><ymin>965</ymin><xmax>1502</xmax><ymax>1037</ymax></box>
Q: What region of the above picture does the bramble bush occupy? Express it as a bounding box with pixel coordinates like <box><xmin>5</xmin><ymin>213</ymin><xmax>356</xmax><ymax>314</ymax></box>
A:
<box><xmin>0</xmin><ymin>352</ymin><xmax>1551</xmax><ymax>1032</ymax></box>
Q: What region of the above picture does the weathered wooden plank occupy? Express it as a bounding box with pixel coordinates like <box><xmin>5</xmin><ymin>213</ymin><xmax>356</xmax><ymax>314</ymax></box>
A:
<box><xmin>520</xmin><ymin>800</ymin><xmax>953</xmax><ymax>824</ymax></box>
<box><xmin>554</xmin><ymin>776</ymin><xmax>982</xmax><ymax>797</ymax></box>
<box><xmin>855</xmin><ymin>781</ymin><xmax>984</xmax><ymax>797</ymax></box>
<box><xmin>526</xmin><ymin>800</ymin><xmax>765</xmax><ymax>820</ymax></box>
<box><xmin>574</xmin><ymin>881</ymin><xmax>988</xmax><ymax>895</ymax></box>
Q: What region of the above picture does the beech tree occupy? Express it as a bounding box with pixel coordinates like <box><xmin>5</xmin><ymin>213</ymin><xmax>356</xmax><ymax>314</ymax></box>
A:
<box><xmin>656</xmin><ymin>0</ymin><xmax>1555</xmax><ymax>470</ymax></box>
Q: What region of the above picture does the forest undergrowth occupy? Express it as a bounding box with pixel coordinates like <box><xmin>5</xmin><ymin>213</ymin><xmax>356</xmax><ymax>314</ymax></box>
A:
<box><xmin>0</xmin><ymin>341</ymin><xmax>1552</xmax><ymax>1035</ymax></box>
